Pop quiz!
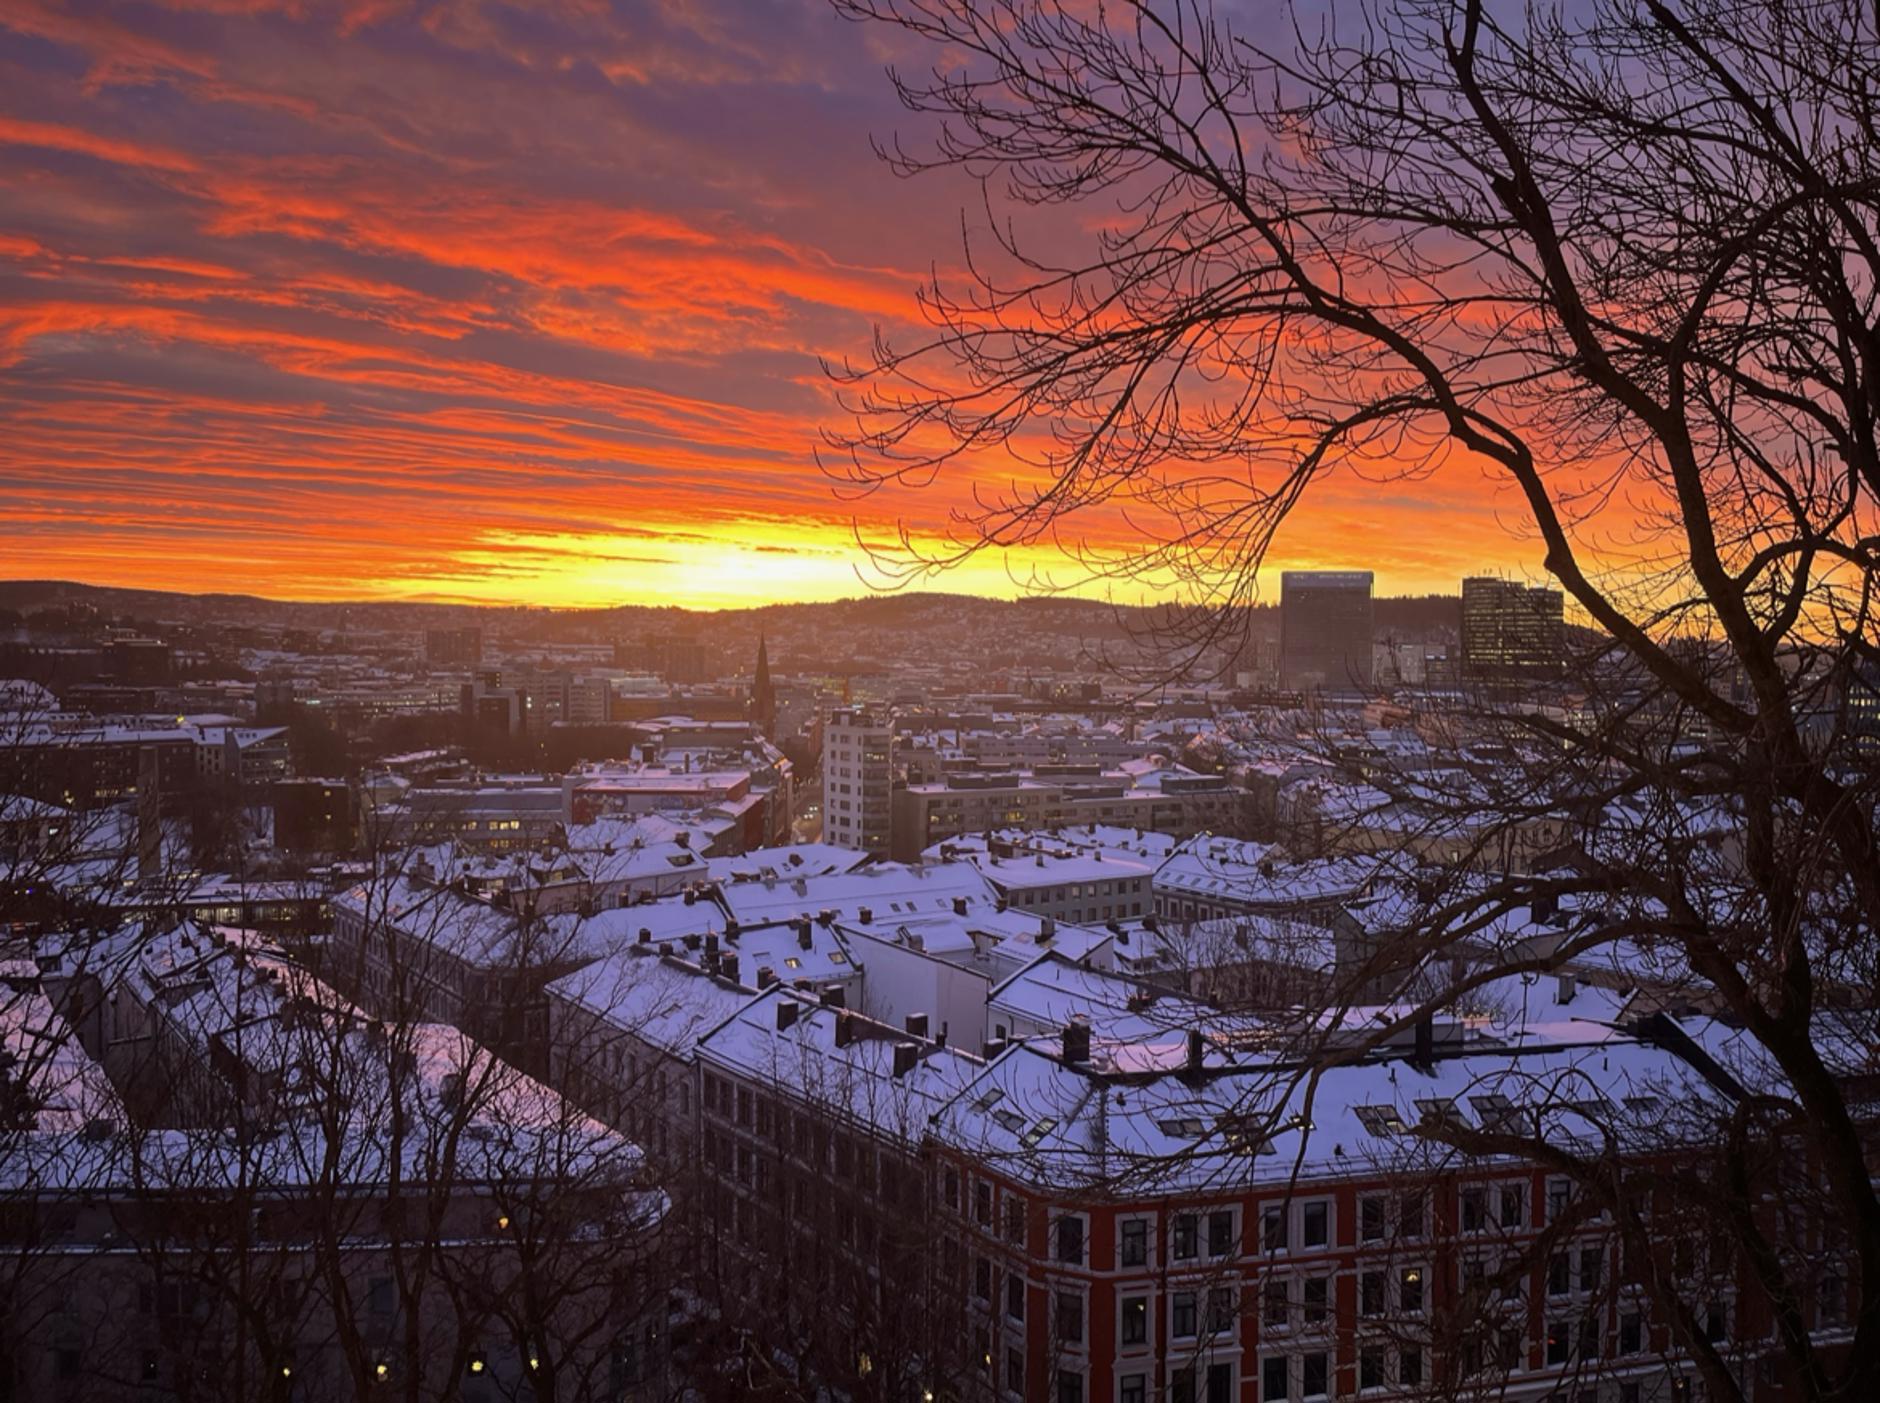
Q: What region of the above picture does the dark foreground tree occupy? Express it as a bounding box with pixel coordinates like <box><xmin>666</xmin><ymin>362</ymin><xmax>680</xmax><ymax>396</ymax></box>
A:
<box><xmin>825</xmin><ymin>0</ymin><xmax>1880</xmax><ymax>1397</ymax></box>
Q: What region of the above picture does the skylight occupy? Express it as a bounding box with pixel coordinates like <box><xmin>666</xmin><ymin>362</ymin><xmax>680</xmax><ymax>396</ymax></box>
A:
<box><xmin>1413</xmin><ymin>1097</ymin><xmax>1467</xmax><ymax>1129</ymax></box>
<box><xmin>1354</xmin><ymin>1105</ymin><xmax>1409</xmax><ymax>1136</ymax></box>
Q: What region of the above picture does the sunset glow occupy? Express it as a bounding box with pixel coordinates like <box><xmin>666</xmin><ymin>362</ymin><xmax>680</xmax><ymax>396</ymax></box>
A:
<box><xmin>2</xmin><ymin>0</ymin><xmax>1543</xmax><ymax>606</ymax></box>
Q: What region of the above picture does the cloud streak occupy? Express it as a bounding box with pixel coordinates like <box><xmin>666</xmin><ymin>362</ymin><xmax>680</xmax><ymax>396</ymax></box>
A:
<box><xmin>0</xmin><ymin>0</ymin><xmax>1546</xmax><ymax>607</ymax></box>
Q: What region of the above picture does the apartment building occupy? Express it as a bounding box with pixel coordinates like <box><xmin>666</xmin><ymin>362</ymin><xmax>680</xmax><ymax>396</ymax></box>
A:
<box><xmin>823</xmin><ymin>706</ymin><xmax>895</xmax><ymax>855</ymax></box>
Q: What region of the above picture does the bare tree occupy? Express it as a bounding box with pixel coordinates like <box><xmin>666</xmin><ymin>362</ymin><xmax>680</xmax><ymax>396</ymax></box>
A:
<box><xmin>823</xmin><ymin>0</ymin><xmax>1880</xmax><ymax>1396</ymax></box>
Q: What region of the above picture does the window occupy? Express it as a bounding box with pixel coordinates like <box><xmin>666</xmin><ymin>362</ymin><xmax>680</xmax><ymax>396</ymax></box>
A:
<box><xmin>1548</xmin><ymin>1253</ymin><xmax>1572</xmax><ymax>1298</ymax></box>
<box><xmin>1208</xmin><ymin>1209</ymin><xmax>1236</xmax><ymax>1257</ymax></box>
<box><xmin>1207</xmin><ymin>1285</ymin><xmax>1236</xmax><ymax>1334</ymax></box>
<box><xmin>1206</xmin><ymin>1363</ymin><xmax>1233</xmax><ymax>1403</ymax></box>
<box><xmin>1264</xmin><ymin>1277</ymin><xmax>1290</xmax><ymax>1329</ymax></box>
<box><xmin>1172</xmin><ymin>1291</ymin><xmax>1198</xmax><ymax>1338</ymax></box>
<box><xmin>1302</xmin><ymin>1275</ymin><xmax>1328</xmax><ymax>1325</ymax></box>
<box><xmin>1171</xmin><ymin>1367</ymin><xmax>1196</xmax><ymax>1403</ymax></box>
<box><xmin>1302</xmin><ymin>1201</ymin><xmax>1328</xmax><ymax>1248</ymax></box>
<box><xmin>1546</xmin><ymin>1320</ymin><xmax>1571</xmax><ymax>1366</ymax></box>
<box><xmin>1400</xmin><ymin>1266</ymin><xmax>1425</xmax><ymax>1315</ymax></box>
<box><xmin>1121</xmin><ymin>1375</ymin><xmax>1147</xmax><ymax>1403</ymax></box>
<box><xmin>1399</xmin><ymin>1347</ymin><xmax>1423</xmax><ymax>1386</ymax></box>
<box><xmin>1007</xmin><ymin>1347</ymin><xmax>1026</xmax><ymax>1394</ymax></box>
<box><xmin>1056</xmin><ymin>1215</ymin><xmax>1085</xmax><ymax>1264</ymax></box>
<box><xmin>1618</xmin><ymin>1310</ymin><xmax>1642</xmax><ymax>1355</ymax></box>
<box><xmin>1359</xmin><ymin>1345</ymin><xmax>1385</xmax><ymax>1390</ymax></box>
<box><xmin>1262</xmin><ymin>1356</ymin><xmax>1289</xmax><ymax>1403</ymax></box>
<box><xmin>1057</xmin><ymin>1291</ymin><xmax>1084</xmax><ymax>1345</ymax></box>
<box><xmin>1302</xmin><ymin>1351</ymin><xmax>1328</xmax><ymax>1398</ymax></box>
<box><xmin>1057</xmin><ymin>1370</ymin><xmax>1085</xmax><ymax>1403</ymax></box>
<box><xmin>1821</xmin><ymin>1273</ymin><xmax>1846</xmax><ymax>1325</ymax></box>
<box><xmin>1705</xmin><ymin>1302</ymin><xmax>1728</xmax><ymax>1344</ymax></box>
<box><xmin>1261</xmin><ymin>1205</ymin><xmax>1289</xmax><ymax>1252</ymax></box>
<box><xmin>1360</xmin><ymin>1270</ymin><xmax>1385</xmax><ymax>1318</ymax></box>
<box><xmin>1579</xmin><ymin>1244</ymin><xmax>1603</xmax><ymax>1295</ymax></box>
<box><xmin>1500</xmin><ymin>1183</ymin><xmax>1526</xmax><ymax>1229</ymax></box>
<box><xmin>1400</xmin><ymin>1191</ymin><xmax>1425</xmax><ymax>1238</ymax></box>
<box><xmin>1461</xmin><ymin>1186</ymin><xmax>1488</xmax><ymax>1232</ymax></box>
<box><xmin>1359</xmin><ymin>1195</ymin><xmax>1385</xmax><ymax>1243</ymax></box>
<box><xmin>1120</xmin><ymin>1218</ymin><xmax>1148</xmax><ymax>1267</ymax></box>
<box><xmin>976</xmin><ymin>1181</ymin><xmax>993</xmax><ymax>1226</ymax></box>
<box><xmin>1007</xmin><ymin>1198</ymin><xmax>1026</xmax><ymax>1244</ymax></box>
<box><xmin>1546</xmin><ymin>1177</ymin><xmax>1573</xmax><ymax>1222</ymax></box>
<box><xmin>1173</xmin><ymin>1213</ymin><xmax>1199</xmax><ymax>1260</ymax></box>
<box><xmin>975</xmin><ymin>1256</ymin><xmax>991</xmax><ymax>1301</ymax></box>
<box><xmin>1121</xmin><ymin>1295</ymin><xmax>1148</xmax><ymax>1346</ymax></box>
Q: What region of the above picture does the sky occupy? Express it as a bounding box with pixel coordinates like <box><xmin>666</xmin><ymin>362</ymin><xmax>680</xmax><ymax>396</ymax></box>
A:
<box><xmin>0</xmin><ymin>0</ymin><xmax>1544</xmax><ymax>609</ymax></box>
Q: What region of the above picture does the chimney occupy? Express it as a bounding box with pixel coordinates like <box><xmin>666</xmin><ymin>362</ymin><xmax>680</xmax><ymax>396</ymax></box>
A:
<box><xmin>1184</xmin><ymin>1028</ymin><xmax>1206</xmax><ymax>1080</ymax></box>
<box><xmin>637</xmin><ymin>927</ymin><xmax>652</xmax><ymax>946</ymax></box>
<box><xmin>1555</xmin><ymin>972</ymin><xmax>1576</xmax><ymax>1005</ymax></box>
<box><xmin>720</xmin><ymin>955</ymin><xmax>740</xmax><ymax>986</ymax></box>
<box><xmin>657</xmin><ymin>941</ymin><xmax>673</xmax><ymax>956</ymax></box>
<box><xmin>984</xmin><ymin>1036</ymin><xmax>1007</xmax><ymax>1059</ymax></box>
<box><xmin>777</xmin><ymin>1001</ymin><xmax>798</xmax><ymax>1031</ymax></box>
<box><xmin>675</xmin><ymin>829</ymin><xmax>690</xmax><ymax>849</ymax></box>
<box><xmin>858</xmin><ymin>906</ymin><xmax>874</xmax><ymax>924</ymax></box>
<box><xmin>892</xmin><ymin>1042</ymin><xmax>919</xmax><ymax>1078</ymax></box>
<box><xmin>1038</xmin><ymin>916</ymin><xmax>1056</xmax><ymax>943</ymax></box>
<box><xmin>725</xmin><ymin>917</ymin><xmax>740</xmax><ymax>938</ymax></box>
<box><xmin>817</xmin><ymin>908</ymin><xmax>836</xmax><ymax>927</ymax></box>
<box><xmin>683</xmin><ymin>889</ymin><xmax>697</xmax><ymax>906</ymax></box>
<box><xmin>820</xmin><ymin>984</ymin><xmax>846</xmax><ymax>1010</ymax></box>
<box><xmin>1141</xmin><ymin>915</ymin><xmax>1159</xmax><ymax>933</ymax></box>
<box><xmin>796</xmin><ymin>919</ymin><xmax>813</xmax><ymax>950</ymax></box>
<box><xmin>704</xmin><ymin>932</ymin><xmax>720</xmax><ymax>958</ymax></box>
<box><xmin>905</xmin><ymin>1012</ymin><xmax>930</xmax><ymax>1039</ymax></box>
<box><xmin>834</xmin><ymin>1011</ymin><xmax>856</xmax><ymax>1049</ymax></box>
<box><xmin>935</xmin><ymin>1024</ymin><xmax>948</xmax><ymax>1049</ymax></box>
<box><xmin>952</xmin><ymin>896</ymin><xmax>968</xmax><ymax>916</ymax></box>
<box><xmin>1062</xmin><ymin>1019</ymin><xmax>1091</xmax><ymax>1065</ymax></box>
<box><xmin>757</xmin><ymin>966</ymin><xmax>776</xmax><ymax>989</ymax></box>
<box><xmin>1412</xmin><ymin>1017</ymin><xmax>1436</xmax><ymax>1071</ymax></box>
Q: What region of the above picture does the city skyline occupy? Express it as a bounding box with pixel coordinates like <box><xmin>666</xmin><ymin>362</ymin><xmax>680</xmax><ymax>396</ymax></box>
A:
<box><xmin>3</xmin><ymin>0</ymin><xmax>1551</xmax><ymax>608</ymax></box>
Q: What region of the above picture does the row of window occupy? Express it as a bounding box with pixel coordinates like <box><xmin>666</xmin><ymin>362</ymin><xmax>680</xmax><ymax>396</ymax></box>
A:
<box><xmin>951</xmin><ymin>1174</ymin><xmax>1639</xmax><ymax>1268</ymax></box>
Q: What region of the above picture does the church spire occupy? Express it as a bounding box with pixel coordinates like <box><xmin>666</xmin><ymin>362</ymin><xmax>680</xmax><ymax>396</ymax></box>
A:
<box><xmin>751</xmin><ymin>634</ymin><xmax>777</xmax><ymax>736</ymax></box>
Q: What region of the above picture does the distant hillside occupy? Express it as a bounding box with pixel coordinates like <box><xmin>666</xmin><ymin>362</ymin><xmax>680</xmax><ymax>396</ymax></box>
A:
<box><xmin>0</xmin><ymin>580</ymin><xmax>1467</xmax><ymax>661</ymax></box>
